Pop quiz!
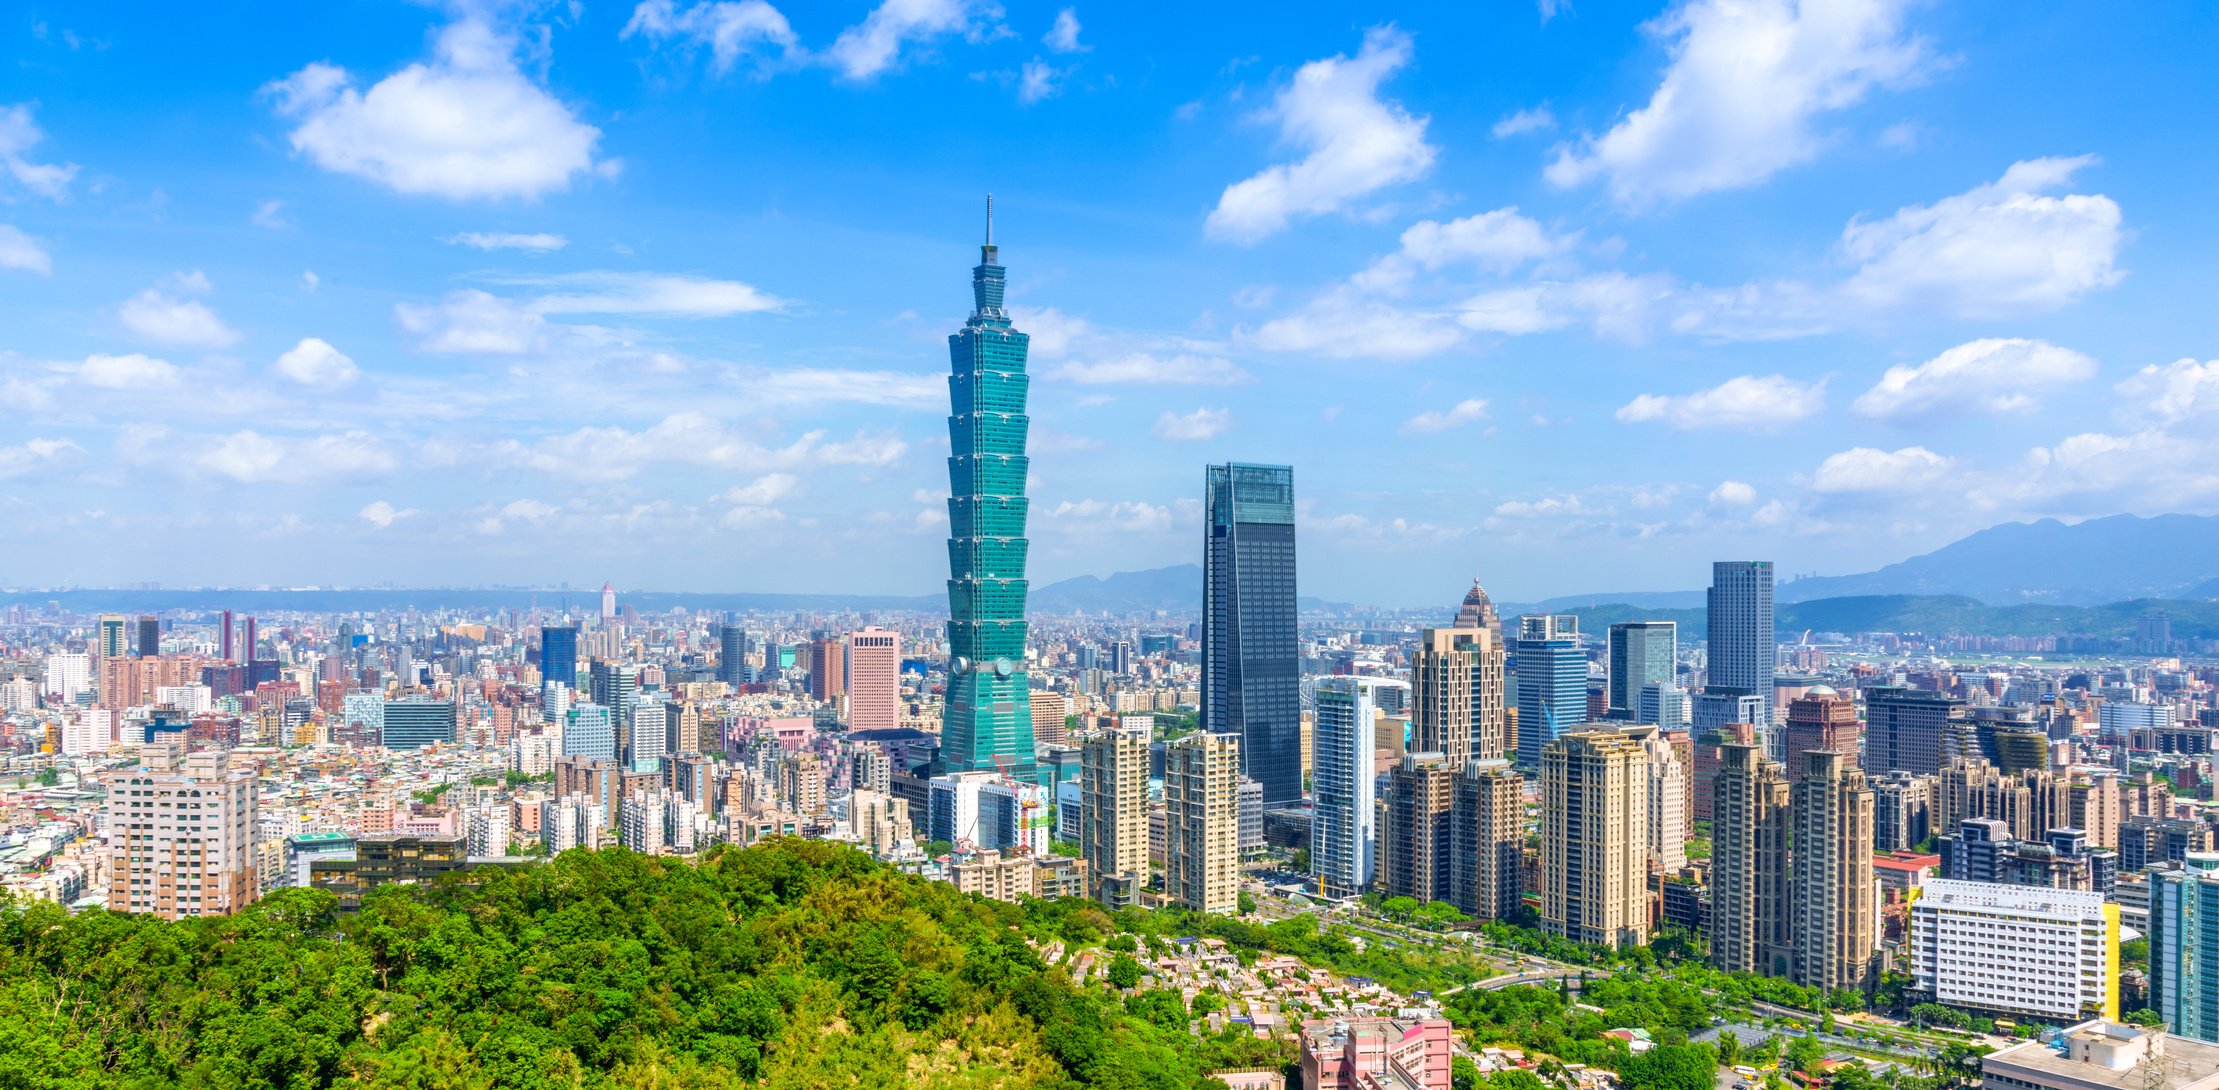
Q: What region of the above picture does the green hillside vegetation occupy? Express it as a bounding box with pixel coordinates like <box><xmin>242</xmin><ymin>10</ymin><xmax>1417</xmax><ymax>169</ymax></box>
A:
<box><xmin>0</xmin><ymin>840</ymin><xmax>1281</xmax><ymax>1090</ymax></box>
<box><xmin>1554</xmin><ymin>595</ymin><xmax>2219</xmax><ymax>643</ymax></box>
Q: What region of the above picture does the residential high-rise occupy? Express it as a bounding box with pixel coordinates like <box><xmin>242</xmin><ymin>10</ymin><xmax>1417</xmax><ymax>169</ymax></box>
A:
<box><xmin>1790</xmin><ymin>749</ymin><xmax>1877</xmax><ymax>994</ymax></box>
<box><xmin>380</xmin><ymin>700</ymin><xmax>457</xmax><ymax>750</ymax></box>
<box><xmin>1912</xmin><ymin>879</ymin><xmax>2120</xmax><ymax>1024</ymax></box>
<box><xmin>1454</xmin><ymin>577</ymin><xmax>1501</xmax><ymax>633</ymax></box>
<box><xmin>220</xmin><ymin>608</ymin><xmax>235</xmax><ymax>662</ymax></box>
<box><xmin>2149</xmin><ymin>853</ymin><xmax>2219</xmax><ymax>1042</ymax></box>
<box><xmin>1314</xmin><ymin>676</ymin><xmax>1393</xmax><ymax>898</ymax></box>
<box><xmin>1411</xmin><ymin>621</ymin><xmax>1505</xmax><ymax>764</ymax></box>
<box><xmin>600</xmin><ymin>581</ymin><xmax>617</xmax><ymax>623</ymax></box>
<box><xmin>1540</xmin><ymin>730</ymin><xmax>1650</xmax><ymax>949</ymax></box>
<box><xmin>98</xmin><ymin>614</ymin><xmax>128</xmax><ymax>660</ymax></box>
<box><xmin>136</xmin><ymin>615</ymin><xmax>160</xmax><ymax>658</ymax></box>
<box><xmin>1606</xmin><ymin>622</ymin><xmax>1675</xmax><ymax>720</ymax></box>
<box><xmin>1618</xmin><ymin>723</ymin><xmax>1688</xmax><ymax>872</ymax></box>
<box><xmin>1513</xmin><ymin>615</ymin><xmax>1584</xmax><ymax>771</ymax></box>
<box><xmin>1452</xmin><ymin>759</ymin><xmax>1526</xmax><ymax>921</ymax></box>
<box><xmin>106</xmin><ymin>740</ymin><xmax>258</xmax><ymax>919</ymax></box>
<box><xmin>1872</xmin><ymin>771</ymin><xmax>1935</xmax><ymax>852</ymax></box>
<box><xmin>1080</xmin><ymin>718</ymin><xmax>1150</xmax><ymax>909</ymax></box>
<box><xmin>807</xmin><ymin>636</ymin><xmax>846</xmax><ymax>703</ymax></box>
<box><xmin>564</xmin><ymin>704</ymin><xmax>616</xmax><ymax>762</ymax></box>
<box><xmin>540</xmin><ymin>626</ymin><xmax>579</xmax><ymax>689</ymax></box>
<box><xmin>1381</xmin><ymin>753</ymin><xmax>1459</xmax><ymax>906</ymax></box>
<box><xmin>940</xmin><ymin>203</ymin><xmax>1039</xmax><ymax>782</ymax></box>
<box><xmin>1711</xmin><ymin>741</ymin><xmax>1792</xmax><ymax>976</ymax></box>
<box><xmin>845</xmin><ymin>626</ymin><xmax>900</xmax><ymax>731</ymax></box>
<box><xmin>1164</xmin><ymin>731</ymin><xmax>1240</xmax><ymax>914</ymax></box>
<box><xmin>1204</xmin><ymin>462</ymin><xmax>1300</xmax><ymax>803</ymax></box>
<box><xmin>1783</xmin><ymin>686</ymin><xmax>1862</xmax><ymax>768</ymax></box>
<box><xmin>1707</xmin><ymin>561</ymin><xmax>1776</xmax><ymax>731</ymax></box>
<box><xmin>1866</xmin><ymin>687</ymin><xmax>1966</xmax><ymax>776</ymax></box>
<box><xmin>716</xmin><ymin>625</ymin><xmax>749</xmax><ymax>688</ymax></box>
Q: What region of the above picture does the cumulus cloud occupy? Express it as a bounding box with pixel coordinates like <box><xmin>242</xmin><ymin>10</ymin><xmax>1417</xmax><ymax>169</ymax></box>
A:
<box><xmin>1039</xmin><ymin>498</ymin><xmax>1173</xmax><ymax>533</ymax></box>
<box><xmin>1460</xmin><ymin>272</ymin><xmax>1672</xmax><ymax>342</ymax></box>
<box><xmin>520</xmin><ymin>272</ymin><xmax>786</xmax><ymax>317</ymax></box>
<box><xmin>1836</xmin><ymin>156</ymin><xmax>2123</xmax><ymax>317</ymax></box>
<box><xmin>444</xmin><ymin>231</ymin><xmax>567</xmax><ymax>251</ymax></box>
<box><xmin>1546</xmin><ymin>0</ymin><xmax>1933</xmax><ymax>206</ymax></box>
<box><xmin>396</xmin><ymin>290</ymin><xmax>549</xmax><ymax>354</ymax></box>
<box><xmin>79</xmin><ymin>353</ymin><xmax>181</xmax><ymax>389</ymax></box>
<box><xmin>251</xmin><ymin>199</ymin><xmax>292</xmax><ymax>229</ymax></box>
<box><xmin>499</xmin><ymin>411</ymin><xmax>905</xmax><ymax>481</ymax></box>
<box><xmin>1400</xmin><ymin>398</ymin><xmax>1489</xmax><ymax>435</ymax></box>
<box><xmin>1206</xmin><ymin>26</ymin><xmax>1435</xmax><ymax>243</ymax></box>
<box><xmin>1616</xmin><ymin>374</ymin><xmax>1825</xmax><ymax>431</ymax></box>
<box><xmin>1357</xmin><ymin>208</ymin><xmax>1573</xmax><ymax>292</ymax></box>
<box><xmin>745</xmin><ymin>368</ymin><xmax>944</xmax><ymax>406</ymax></box>
<box><xmin>1809</xmin><ymin>445</ymin><xmax>1952</xmax><ymax>493</ymax></box>
<box><xmin>1852</xmin><ymin>337</ymin><xmax>2095</xmax><ymax>421</ymax></box>
<box><xmin>1492</xmin><ymin>106</ymin><xmax>1555</xmax><ymax>139</ymax></box>
<box><xmin>827</xmin><ymin>0</ymin><xmax>984</xmax><ymax>80</ymax></box>
<box><xmin>1044</xmin><ymin>8</ymin><xmax>1085</xmax><ymax>53</ymax></box>
<box><xmin>1243</xmin><ymin>292</ymin><xmax>1464</xmax><ymax>360</ymax></box>
<box><xmin>2116</xmin><ymin>358</ymin><xmax>2219</xmax><ymax>425</ymax></box>
<box><xmin>1153</xmin><ymin>407</ymin><xmax>1231</xmax><ymax>441</ymax></box>
<box><xmin>0</xmin><ymin>103</ymin><xmax>80</xmax><ymax>199</ymax></box>
<box><xmin>0</xmin><ymin>438</ymin><xmax>81</xmax><ymax>479</ymax></box>
<box><xmin>274</xmin><ymin>337</ymin><xmax>361</xmax><ymax>387</ymax></box>
<box><xmin>123</xmin><ymin>426</ymin><xmax>397</xmax><ymax>484</ymax></box>
<box><xmin>720</xmin><ymin>472</ymin><xmax>800</xmax><ymax>506</ymax></box>
<box><xmin>1048</xmin><ymin>353</ymin><xmax>1248</xmax><ymax>386</ymax></box>
<box><xmin>358</xmin><ymin>500</ymin><xmax>418</xmax><ymax>528</ymax></box>
<box><xmin>0</xmin><ymin>224</ymin><xmax>51</xmax><ymax>274</ymax></box>
<box><xmin>1709</xmin><ymin>480</ymin><xmax>1757</xmax><ymax>506</ymax></box>
<box><xmin>1018</xmin><ymin>59</ymin><xmax>1062</xmax><ymax>104</ymax></box>
<box><xmin>622</xmin><ymin>1</ymin><xmax>800</xmax><ymax>73</ymax></box>
<box><xmin>1491</xmin><ymin>494</ymin><xmax>1592</xmax><ymax>519</ymax></box>
<box><xmin>118</xmin><ymin>277</ymin><xmax>241</xmax><ymax>349</ymax></box>
<box><xmin>262</xmin><ymin>16</ymin><xmax>609</xmax><ymax>199</ymax></box>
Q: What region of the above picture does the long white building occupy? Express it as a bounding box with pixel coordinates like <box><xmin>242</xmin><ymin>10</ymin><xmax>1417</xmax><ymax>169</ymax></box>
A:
<box><xmin>1909</xmin><ymin>878</ymin><xmax>2119</xmax><ymax>1022</ymax></box>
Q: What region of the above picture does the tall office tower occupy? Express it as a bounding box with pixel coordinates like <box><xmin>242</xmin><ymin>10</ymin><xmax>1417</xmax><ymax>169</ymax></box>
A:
<box><xmin>1313</xmin><ymin>676</ymin><xmax>1389</xmax><ymax>898</ymax></box>
<box><xmin>1513</xmin><ymin>614</ymin><xmax>1584</xmax><ymax>772</ymax></box>
<box><xmin>1080</xmin><ymin>719</ymin><xmax>1151</xmax><ymax>908</ymax></box>
<box><xmin>98</xmin><ymin>614</ymin><xmax>128</xmax><ymax>660</ymax></box>
<box><xmin>1711</xmin><ymin>741</ymin><xmax>1793</xmax><ymax>976</ymax></box>
<box><xmin>600</xmin><ymin>582</ymin><xmax>617</xmax><ymax>623</ymax></box>
<box><xmin>2149</xmin><ymin>853</ymin><xmax>2219</xmax><ymax>1043</ymax></box>
<box><xmin>1607</xmin><ymin>622</ymin><xmax>1676</xmax><ymax>719</ymax></box>
<box><xmin>1866</xmin><ymin>687</ymin><xmax>1966</xmax><ymax>776</ymax></box>
<box><xmin>1783</xmin><ymin>686</ymin><xmax>1862</xmax><ymax>767</ymax></box>
<box><xmin>541</xmin><ymin>625</ymin><xmax>579</xmax><ymax>689</ymax></box>
<box><xmin>135</xmin><ymin>615</ymin><xmax>160</xmax><ymax>658</ymax></box>
<box><xmin>1455</xmin><ymin>576</ymin><xmax>1502</xmax><ymax>632</ymax></box>
<box><xmin>220</xmin><ymin>608</ymin><xmax>234</xmax><ymax>662</ymax></box>
<box><xmin>716</xmin><ymin>625</ymin><xmax>749</xmax><ymax>688</ymax></box>
<box><xmin>806</xmin><ymin>636</ymin><xmax>846</xmax><ymax>703</ymax></box>
<box><xmin>1164</xmin><ymin>731</ymin><xmax>1240</xmax><ymax>914</ymax></box>
<box><xmin>1382</xmin><ymin>753</ymin><xmax>1459</xmax><ymax>905</ymax></box>
<box><xmin>940</xmin><ymin>204</ymin><xmax>1039</xmax><ymax>783</ymax></box>
<box><xmin>380</xmin><ymin>700</ymin><xmax>458</xmax><ymax>750</ymax></box>
<box><xmin>243</xmin><ymin>616</ymin><xmax>258</xmax><ymax>663</ymax></box>
<box><xmin>1619</xmin><ymin>723</ymin><xmax>1688</xmax><ymax>872</ymax></box>
<box><xmin>1452</xmin><ymin>759</ymin><xmax>1525</xmax><ymax>920</ymax></box>
<box><xmin>1203</xmin><ymin>462</ymin><xmax>1300</xmax><ymax>803</ymax></box>
<box><xmin>845</xmin><ymin>626</ymin><xmax>901</xmax><ymax>731</ymax></box>
<box><xmin>1412</xmin><ymin>622</ymin><xmax>1505</xmax><ymax>764</ymax></box>
<box><xmin>590</xmin><ymin>661</ymin><xmax>639</xmax><ymax>730</ymax></box>
<box><xmin>1790</xmin><ymin>749</ymin><xmax>1877</xmax><ymax>994</ymax></box>
<box><xmin>106</xmin><ymin>740</ymin><xmax>257</xmax><ymax>919</ymax></box>
<box><xmin>1541</xmin><ymin>730</ymin><xmax>1650</xmax><ymax>949</ymax></box>
<box><xmin>1707</xmin><ymin>561</ymin><xmax>1776</xmax><ymax>732</ymax></box>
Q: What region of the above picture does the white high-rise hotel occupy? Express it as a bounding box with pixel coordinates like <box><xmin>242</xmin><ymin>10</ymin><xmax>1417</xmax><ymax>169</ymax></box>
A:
<box><xmin>1312</xmin><ymin>676</ymin><xmax>1407</xmax><ymax>899</ymax></box>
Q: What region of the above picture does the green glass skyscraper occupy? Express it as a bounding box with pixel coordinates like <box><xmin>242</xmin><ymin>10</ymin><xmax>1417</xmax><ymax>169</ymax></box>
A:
<box><xmin>942</xmin><ymin>198</ymin><xmax>1038</xmax><ymax>782</ymax></box>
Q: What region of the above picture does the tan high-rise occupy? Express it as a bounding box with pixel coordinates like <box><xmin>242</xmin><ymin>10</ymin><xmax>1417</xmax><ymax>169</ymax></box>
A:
<box><xmin>1081</xmin><ymin>720</ymin><xmax>1150</xmax><ymax>908</ymax></box>
<box><xmin>1711</xmin><ymin>741</ymin><xmax>1792</xmax><ymax>976</ymax></box>
<box><xmin>1411</xmin><ymin>624</ymin><xmax>1507</xmax><ymax>764</ymax></box>
<box><xmin>106</xmin><ymin>740</ymin><xmax>258</xmax><ymax>919</ymax></box>
<box><xmin>1381</xmin><ymin>753</ymin><xmax>1459</xmax><ymax>904</ymax></box>
<box><xmin>1790</xmin><ymin>749</ymin><xmax>1877</xmax><ymax>993</ymax></box>
<box><xmin>1618</xmin><ymin>723</ymin><xmax>1688</xmax><ymax>873</ymax></box>
<box><xmin>1541</xmin><ymin>731</ymin><xmax>1649</xmax><ymax>949</ymax></box>
<box><xmin>1164</xmin><ymin>732</ymin><xmax>1240</xmax><ymax>914</ymax></box>
<box><xmin>1452</xmin><ymin>758</ymin><xmax>1525</xmax><ymax>920</ymax></box>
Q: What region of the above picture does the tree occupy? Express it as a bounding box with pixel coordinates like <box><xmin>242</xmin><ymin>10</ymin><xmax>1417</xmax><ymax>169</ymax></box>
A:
<box><xmin>1453</xmin><ymin>1055</ymin><xmax>1484</xmax><ymax>1090</ymax></box>
<box><xmin>1716</xmin><ymin>1030</ymin><xmax>1741</xmax><ymax>1067</ymax></box>
<box><xmin>1107</xmin><ymin>953</ymin><xmax>1144</xmax><ymax>990</ymax></box>
<box><xmin>1785</xmin><ymin>1034</ymin><xmax>1825</xmax><ymax>1074</ymax></box>
<box><xmin>2123</xmin><ymin>1008</ymin><xmax>2163</xmax><ymax>1028</ymax></box>
<box><xmin>1291</xmin><ymin>848</ymin><xmax>1311</xmax><ymax>874</ymax></box>
<box><xmin>1237</xmin><ymin>891</ymin><xmax>1257</xmax><ymax>915</ymax></box>
<box><xmin>1381</xmin><ymin>895</ymin><xmax>1421</xmax><ymax>921</ymax></box>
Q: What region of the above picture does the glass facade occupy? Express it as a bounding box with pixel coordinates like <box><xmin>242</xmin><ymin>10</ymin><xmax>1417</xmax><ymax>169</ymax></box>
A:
<box><xmin>1203</xmin><ymin>462</ymin><xmax>1301</xmax><ymax>804</ymax></box>
<box><xmin>1707</xmin><ymin>560</ymin><xmax>1776</xmax><ymax>729</ymax></box>
<box><xmin>1513</xmin><ymin>614</ymin><xmax>1585</xmax><ymax>772</ymax></box>
<box><xmin>540</xmin><ymin>626</ymin><xmax>578</xmax><ymax>689</ymax></box>
<box><xmin>1606</xmin><ymin>621</ymin><xmax>1675</xmax><ymax>718</ymax></box>
<box><xmin>379</xmin><ymin>700</ymin><xmax>456</xmax><ymax>751</ymax></box>
<box><xmin>941</xmin><ymin>211</ymin><xmax>1039</xmax><ymax>782</ymax></box>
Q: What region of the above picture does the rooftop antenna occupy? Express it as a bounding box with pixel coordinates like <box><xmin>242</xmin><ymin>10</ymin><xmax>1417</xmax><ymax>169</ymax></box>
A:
<box><xmin>986</xmin><ymin>193</ymin><xmax>994</xmax><ymax>246</ymax></box>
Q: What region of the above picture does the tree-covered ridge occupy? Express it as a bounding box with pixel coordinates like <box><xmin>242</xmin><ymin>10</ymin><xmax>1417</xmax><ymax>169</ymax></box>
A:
<box><xmin>0</xmin><ymin>841</ymin><xmax>1273</xmax><ymax>1090</ymax></box>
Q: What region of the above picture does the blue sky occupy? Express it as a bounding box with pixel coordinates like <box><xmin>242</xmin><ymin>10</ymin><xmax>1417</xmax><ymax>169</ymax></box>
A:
<box><xmin>1</xmin><ymin>1</ymin><xmax>2214</xmax><ymax>606</ymax></box>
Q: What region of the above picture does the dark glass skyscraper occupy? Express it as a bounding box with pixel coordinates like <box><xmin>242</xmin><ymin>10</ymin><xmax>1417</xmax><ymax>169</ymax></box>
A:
<box><xmin>1203</xmin><ymin>462</ymin><xmax>1300</xmax><ymax>804</ymax></box>
<box><xmin>941</xmin><ymin>200</ymin><xmax>1038</xmax><ymax>782</ymax></box>
<box><xmin>540</xmin><ymin>625</ymin><xmax>578</xmax><ymax>689</ymax></box>
<box><xmin>1707</xmin><ymin>560</ymin><xmax>1776</xmax><ymax>733</ymax></box>
<box><xmin>717</xmin><ymin>624</ymin><xmax>749</xmax><ymax>688</ymax></box>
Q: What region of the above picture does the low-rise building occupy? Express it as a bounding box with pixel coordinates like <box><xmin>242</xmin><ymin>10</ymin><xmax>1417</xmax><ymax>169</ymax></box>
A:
<box><xmin>1980</xmin><ymin>1020</ymin><xmax>2219</xmax><ymax>1090</ymax></box>
<box><xmin>1299</xmin><ymin>1017</ymin><xmax>1454</xmax><ymax>1090</ymax></box>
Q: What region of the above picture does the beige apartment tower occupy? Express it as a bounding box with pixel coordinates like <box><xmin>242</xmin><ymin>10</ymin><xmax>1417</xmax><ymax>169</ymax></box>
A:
<box><xmin>1710</xmin><ymin>741</ymin><xmax>1793</xmax><ymax>976</ymax></box>
<box><xmin>106</xmin><ymin>740</ymin><xmax>258</xmax><ymax>919</ymax></box>
<box><xmin>1164</xmin><ymin>731</ymin><xmax>1240</xmax><ymax>914</ymax></box>
<box><xmin>1790</xmin><ymin>749</ymin><xmax>1878</xmax><ymax>994</ymax></box>
<box><xmin>1380</xmin><ymin>753</ymin><xmax>1459</xmax><ymax>904</ymax></box>
<box><xmin>1411</xmin><ymin>623</ymin><xmax>1507</xmax><ymax>764</ymax></box>
<box><xmin>1452</xmin><ymin>758</ymin><xmax>1526</xmax><ymax>920</ymax></box>
<box><xmin>1541</xmin><ymin>731</ymin><xmax>1650</xmax><ymax>949</ymax></box>
<box><xmin>1080</xmin><ymin>719</ymin><xmax>1151</xmax><ymax>908</ymax></box>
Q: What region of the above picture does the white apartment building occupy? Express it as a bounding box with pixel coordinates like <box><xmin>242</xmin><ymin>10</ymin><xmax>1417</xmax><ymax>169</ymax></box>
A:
<box><xmin>105</xmin><ymin>741</ymin><xmax>258</xmax><ymax>919</ymax></box>
<box><xmin>1909</xmin><ymin>878</ymin><xmax>2119</xmax><ymax>1022</ymax></box>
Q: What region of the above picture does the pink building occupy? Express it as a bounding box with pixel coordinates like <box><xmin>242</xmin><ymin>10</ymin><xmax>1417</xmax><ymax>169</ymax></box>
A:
<box><xmin>845</xmin><ymin>626</ymin><xmax>901</xmax><ymax>732</ymax></box>
<box><xmin>736</xmin><ymin>716</ymin><xmax>817</xmax><ymax>751</ymax></box>
<box><xmin>1300</xmin><ymin>1018</ymin><xmax>1454</xmax><ymax>1090</ymax></box>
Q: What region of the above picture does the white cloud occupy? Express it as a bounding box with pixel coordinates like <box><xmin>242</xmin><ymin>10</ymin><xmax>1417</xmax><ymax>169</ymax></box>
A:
<box><xmin>1852</xmin><ymin>337</ymin><xmax>2095</xmax><ymax>421</ymax></box>
<box><xmin>522</xmin><ymin>272</ymin><xmax>785</xmax><ymax>317</ymax></box>
<box><xmin>1206</xmin><ymin>26</ymin><xmax>1435</xmax><ymax>243</ymax></box>
<box><xmin>1460</xmin><ymin>272</ymin><xmax>1671</xmax><ymax>343</ymax></box>
<box><xmin>720</xmin><ymin>472</ymin><xmax>800</xmax><ymax>506</ymax></box>
<box><xmin>1837</xmin><ymin>156</ymin><xmax>2123</xmax><ymax>316</ymax></box>
<box><xmin>396</xmin><ymin>289</ymin><xmax>548</xmax><ymax>354</ymax></box>
<box><xmin>2116</xmin><ymin>358</ymin><xmax>2219</xmax><ymax>425</ymax></box>
<box><xmin>1360</xmin><ymin>208</ymin><xmax>1572</xmax><ymax>290</ymax></box>
<box><xmin>1243</xmin><ymin>292</ymin><xmax>1464</xmax><ymax>360</ymax></box>
<box><xmin>1546</xmin><ymin>0</ymin><xmax>1933</xmax><ymax>206</ymax></box>
<box><xmin>1491</xmin><ymin>494</ymin><xmax>1592</xmax><ymax>519</ymax></box>
<box><xmin>0</xmin><ymin>438</ymin><xmax>81</xmax><ymax>479</ymax></box>
<box><xmin>1048</xmin><ymin>353</ymin><xmax>1248</xmax><ymax>386</ymax></box>
<box><xmin>302</xmin><ymin>270</ymin><xmax>321</xmax><ymax>292</ymax></box>
<box><xmin>1491</xmin><ymin>106</ymin><xmax>1555</xmax><ymax>138</ymax></box>
<box><xmin>1018</xmin><ymin>59</ymin><xmax>1061</xmax><ymax>104</ymax></box>
<box><xmin>263</xmin><ymin>16</ymin><xmax>609</xmax><ymax>199</ymax></box>
<box><xmin>124</xmin><ymin>426</ymin><xmax>397</xmax><ymax>485</ymax></box>
<box><xmin>0</xmin><ymin>225</ymin><xmax>51</xmax><ymax>274</ymax></box>
<box><xmin>500</xmin><ymin>411</ymin><xmax>906</xmax><ymax>481</ymax></box>
<box><xmin>1039</xmin><ymin>498</ymin><xmax>1173</xmax><ymax>533</ymax></box>
<box><xmin>1400</xmin><ymin>398</ymin><xmax>1489</xmax><ymax>435</ymax></box>
<box><xmin>79</xmin><ymin>353</ymin><xmax>181</xmax><ymax>390</ymax></box>
<box><xmin>745</xmin><ymin>368</ymin><xmax>945</xmax><ymax>406</ymax></box>
<box><xmin>1809</xmin><ymin>445</ymin><xmax>1952</xmax><ymax>493</ymax></box>
<box><xmin>827</xmin><ymin>0</ymin><xmax>982</xmax><ymax>80</ymax></box>
<box><xmin>1044</xmin><ymin>8</ymin><xmax>1085</xmax><ymax>53</ymax></box>
<box><xmin>444</xmin><ymin>231</ymin><xmax>568</xmax><ymax>251</ymax></box>
<box><xmin>0</xmin><ymin>103</ymin><xmax>80</xmax><ymax>199</ymax></box>
<box><xmin>622</xmin><ymin>1</ymin><xmax>800</xmax><ymax>73</ymax></box>
<box><xmin>273</xmin><ymin>337</ymin><xmax>361</xmax><ymax>387</ymax></box>
<box><xmin>251</xmin><ymin>199</ymin><xmax>292</xmax><ymax>229</ymax></box>
<box><xmin>1153</xmin><ymin>407</ymin><xmax>1231</xmax><ymax>441</ymax></box>
<box><xmin>1616</xmin><ymin>373</ymin><xmax>1825</xmax><ymax>431</ymax></box>
<box><xmin>358</xmin><ymin>500</ymin><xmax>419</xmax><ymax>528</ymax></box>
<box><xmin>118</xmin><ymin>279</ymin><xmax>241</xmax><ymax>348</ymax></box>
<box><xmin>1709</xmin><ymin>480</ymin><xmax>1757</xmax><ymax>506</ymax></box>
<box><xmin>1007</xmin><ymin>305</ymin><xmax>1087</xmax><ymax>356</ymax></box>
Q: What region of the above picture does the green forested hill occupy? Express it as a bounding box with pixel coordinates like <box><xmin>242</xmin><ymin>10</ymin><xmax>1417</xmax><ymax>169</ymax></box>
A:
<box><xmin>1541</xmin><ymin>595</ymin><xmax>2219</xmax><ymax>643</ymax></box>
<box><xmin>0</xmin><ymin>841</ymin><xmax>1270</xmax><ymax>1090</ymax></box>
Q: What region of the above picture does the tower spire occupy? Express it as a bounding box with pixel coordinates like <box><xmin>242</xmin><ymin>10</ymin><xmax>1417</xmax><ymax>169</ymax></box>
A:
<box><xmin>982</xmin><ymin>193</ymin><xmax>998</xmax><ymax>266</ymax></box>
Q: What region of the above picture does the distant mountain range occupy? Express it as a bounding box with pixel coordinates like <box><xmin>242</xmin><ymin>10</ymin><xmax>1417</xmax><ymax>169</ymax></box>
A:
<box><xmin>1775</xmin><ymin>513</ymin><xmax>2219</xmax><ymax>605</ymax></box>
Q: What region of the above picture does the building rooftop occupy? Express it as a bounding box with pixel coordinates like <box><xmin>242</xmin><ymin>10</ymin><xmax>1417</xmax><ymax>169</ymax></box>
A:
<box><xmin>1983</xmin><ymin>1021</ymin><xmax>2219</xmax><ymax>1090</ymax></box>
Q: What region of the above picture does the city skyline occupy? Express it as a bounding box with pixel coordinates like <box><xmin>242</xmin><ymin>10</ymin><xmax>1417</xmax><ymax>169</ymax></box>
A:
<box><xmin>2</xmin><ymin>3</ymin><xmax>2215</xmax><ymax>606</ymax></box>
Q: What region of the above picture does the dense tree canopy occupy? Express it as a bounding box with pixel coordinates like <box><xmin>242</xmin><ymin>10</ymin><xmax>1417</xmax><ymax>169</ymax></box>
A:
<box><xmin>0</xmin><ymin>840</ymin><xmax>1282</xmax><ymax>1089</ymax></box>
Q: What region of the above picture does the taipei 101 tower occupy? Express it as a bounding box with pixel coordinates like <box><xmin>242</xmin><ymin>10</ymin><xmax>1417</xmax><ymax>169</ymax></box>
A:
<box><xmin>939</xmin><ymin>197</ymin><xmax>1040</xmax><ymax>783</ymax></box>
